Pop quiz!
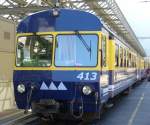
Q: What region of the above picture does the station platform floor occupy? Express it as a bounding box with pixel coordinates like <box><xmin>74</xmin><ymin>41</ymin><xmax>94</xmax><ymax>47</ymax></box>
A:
<box><xmin>0</xmin><ymin>109</ymin><xmax>24</xmax><ymax>124</ymax></box>
<box><xmin>94</xmin><ymin>80</ymin><xmax>150</xmax><ymax>125</ymax></box>
<box><xmin>0</xmin><ymin>109</ymin><xmax>18</xmax><ymax>118</ymax></box>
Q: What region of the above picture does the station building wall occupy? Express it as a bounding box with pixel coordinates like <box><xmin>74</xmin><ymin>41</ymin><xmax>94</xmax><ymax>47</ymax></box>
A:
<box><xmin>0</xmin><ymin>17</ymin><xmax>16</xmax><ymax>112</ymax></box>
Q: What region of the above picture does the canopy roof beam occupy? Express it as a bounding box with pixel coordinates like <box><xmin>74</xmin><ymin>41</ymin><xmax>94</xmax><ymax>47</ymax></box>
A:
<box><xmin>0</xmin><ymin>0</ymin><xmax>146</xmax><ymax>56</ymax></box>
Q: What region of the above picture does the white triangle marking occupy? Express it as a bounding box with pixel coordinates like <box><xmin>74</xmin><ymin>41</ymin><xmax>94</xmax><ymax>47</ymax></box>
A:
<box><xmin>49</xmin><ymin>82</ymin><xmax>58</xmax><ymax>90</ymax></box>
<box><xmin>40</xmin><ymin>81</ymin><xmax>48</xmax><ymax>90</ymax></box>
<box><xmin>58</xmin><ymin>82</ymin><xmax>67</xmax><ymax>90</ymax></box>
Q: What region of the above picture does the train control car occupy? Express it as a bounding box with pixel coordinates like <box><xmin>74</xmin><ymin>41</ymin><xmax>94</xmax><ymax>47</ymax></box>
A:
<box><xmin>13</xmin><ymin>8</ymin><xmax>146</xmax><ymax>120</ymax></box>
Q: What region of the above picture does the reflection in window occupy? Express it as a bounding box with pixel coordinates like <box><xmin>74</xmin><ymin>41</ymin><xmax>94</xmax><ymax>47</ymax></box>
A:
<box><xmin>124</xmin><ymin>50</ymin><xmax>126</xmax><ymax>67</ymax></box>
<box><xmin>127</xmin><ymin>51</ymin><xmax>129</xmax><ymax>67</ymax></box>
<box><xmin>55</xmin><ymin>34</ymin><xmax>98</xmax><ymax>67</ymax></box>
<box><xmin>132</xmin><ymin>55</ymin><xmax>134</xmax><ymax>67</ymax></box>
<box><xmin>120</xmin><ymin>47</ymin><xmax>123</xmax><ymax>67</ymax></box>
<box><xmin>115</xmin><ymin>44</ymin><xmax>119</xmax><ymax>67</ymax></box>
<box><xmin>132</xmin><ymin>55</ymin><xmax>136</xmax><ymax>68</ymax></box>
<box><xmin>129</xmin><ymin>53</ymin><xmax>132</xmax><ymax>67</ymax></box>
<box><xmin>134</xmin><ymin>57</ymin><xmax>137</xmax><ymax>67</ymax></box>
<box><xmin>16</xmin><ymin>35</ymin><xmax>53</xmax><ymax>67</ymax></box>
<box><xmin>102</xmin><ymin>35</ymin><xmax>107</xmax><ymax>67</ymax></box>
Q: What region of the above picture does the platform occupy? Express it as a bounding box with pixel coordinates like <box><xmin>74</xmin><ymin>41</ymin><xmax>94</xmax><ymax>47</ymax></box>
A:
<box><xmin>0</xmin><ymin>81</ymin><xmax>16</xmax><ymax>112</ymax></box>
<box><xmin>93</xmin><ymin>80</ymin><xmax>150</xmax><ymax>125</ymax></box>
<box><xmin>0</xmin><ymin>109</ymin><xmax>24</xmax><ymax>124</ymax></box>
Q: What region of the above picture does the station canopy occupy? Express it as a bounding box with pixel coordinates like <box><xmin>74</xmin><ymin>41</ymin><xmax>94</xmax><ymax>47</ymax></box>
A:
<box><xmin>0</xmin><ymin>0</ymin><xmax>146</xmax><ymax>57</ymax></box>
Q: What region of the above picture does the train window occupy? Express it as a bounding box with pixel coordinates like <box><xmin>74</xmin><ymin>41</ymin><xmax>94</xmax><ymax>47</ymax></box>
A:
<box><xmin>115</xmin><ymin>44</ymin><xmax>119</xmax><ymax>67</ymax></box>
<box><xmin>55</xmin><ymin>34</ymin><xmax>98</xmax><ymax>67</ymax></box>
<box><xmin>133</xmin><ymin>56</ymin><xmax>136</xmax><ymax>67</ymax></box>
<box><xmin>132</xmin><ymin>55</ymin><xmax>134</xmax><ymax>67</ymax></box>
<box><xmin>131</xmin><ymin>55</ymin><xmax>133</xmax><ymax>67</ymax></box>
<box><xmin>127</xmin><ymin>51</ymin><xmax>129</xmax><ymax>67</ymax></box>
<box><xmin>16</xmin><ymin>35</ymin><xmax>53</xmax><ymax>67</ymax></box>
<box><xmin>135</xmin><ymin>57</ymin><xmax>137</xmax><ymax>67</ymax></box>
<box><xmin>124</xmin><ymin>49</ymin><xmax>126</xmax><ymax>67</ymax></box>
<box><xmin>129</xmin><ymin>53</ymin><xmax>132</xmax><ymax>67</ymax></box>
<box><xmin>101</xmin><ymin>35</ymin><xmax>107</xmax><ymax>67</ymax></box>
<box><xmin>120</xmin><ymin>47</ymin><xmax>123</xmax><ymax>67</ymax></box>
<box><xmin>133</xmin><ymin>56</ymin><xmax>135</xmax><ymax>67</ymax></box>
<box><xmin>133</xmin><ymin>55</ymin><xmax>135</xmax><ymax>67</ymax></box>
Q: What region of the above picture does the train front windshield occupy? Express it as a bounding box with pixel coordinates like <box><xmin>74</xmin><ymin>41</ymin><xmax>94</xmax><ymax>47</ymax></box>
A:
<box><xmin>16</xmin><ymin>33</ymin><xmax>98</xmax><ymax>67</ymax></box>
<box><xmin>55</xmin><ymin>34</ymin><xmax>98</xmax><ymax>67</ymax></box>
<box><xmin>16</xmin><ymin>35</ymin><xmax>53</xmax><ymax>67</ymax></box>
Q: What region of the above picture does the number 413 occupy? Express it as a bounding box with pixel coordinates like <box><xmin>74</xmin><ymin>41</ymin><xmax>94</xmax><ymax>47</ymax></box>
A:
<box><xmin>76</xmin><ymin>72</ymin><xmax>97</xmax><ymax>81</ymax></box>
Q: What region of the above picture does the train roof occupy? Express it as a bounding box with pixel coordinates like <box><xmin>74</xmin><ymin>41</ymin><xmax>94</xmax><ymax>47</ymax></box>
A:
<box><xmin>17</xmin><ymin>8</ymin><xmax>103</xmax><ymax>33</ymax></box>
<box><xmin>17</xmin><ymin>8</ymin><xmax>146</xmax><ymax>57</ymax></box>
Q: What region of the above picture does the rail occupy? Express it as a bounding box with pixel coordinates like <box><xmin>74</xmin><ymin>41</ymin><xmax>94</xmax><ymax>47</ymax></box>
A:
<box><xmin>1</xmin><ymin>113</ymin><xmax>38</xmax><ymax>125</ymax></box>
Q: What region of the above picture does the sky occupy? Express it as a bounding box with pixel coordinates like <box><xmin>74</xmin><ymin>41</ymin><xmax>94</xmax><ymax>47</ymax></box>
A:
<box><xmin>115</xmin><ymin>0</ymin><xmax>150</xmax><ymax>56</ymax></box>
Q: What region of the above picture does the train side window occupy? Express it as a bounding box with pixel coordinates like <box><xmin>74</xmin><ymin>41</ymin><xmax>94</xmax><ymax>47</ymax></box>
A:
<box><xmin>131</xmin><ymin>54</ymin><xmax>133</xmax><ymax>67</ymax></box>
<box><xmin>101</xmin><ymin>35</ymin><xmax>107</xmax><ymax>67</ymax></box>
<box><xmin>132</xmin><ymin>55</ymin><xmax>134</xmax><ymax>67</ymax></box>
<box><xmin>127</xmin><ymin>51</ymin><xmax>130</xmax><ymax>67</ymax></box>
<box><xmin>129</xmin><ymin>53</ymin><xmax>132</xmax><ymax>67</ymax></box>
<box><xmin>135</xmin><ymin>57</ymin><xmax>137</xmax><ymax>67</ymax></box>
<box><xmin>132</xmin><ymin>56</ymin><xmax>135</xmax><ymax>67</ymax></box>
<box><xmin>124</xmin><ymin>50</ymin><xmax>126</xmax><ymax>67</ymax></box>
<box><xmin>133</xmin><ymin>55</ymin><xmax>135</xmax><ymax>67</ymax></box>
<box><xmin>136</xmin><ymin>57</ymin><xmax>137</xmax><ymax>67</ymax></box>
<box><xmin>115</xmin><ymin>44</ymin><xmax>119</xmax><ymax>67</ymax></box>
<box><xmin>120</xmin><ymin>47</ymin><xmax>123</xmax><ymax>67</ymax></box>
<box><xmin>133</xmin><ymin>56</ymin><xmax>135</xmax><ymax>67</ymax></box>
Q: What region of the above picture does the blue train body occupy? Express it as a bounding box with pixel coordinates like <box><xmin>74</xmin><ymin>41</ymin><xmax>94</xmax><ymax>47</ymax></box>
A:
<box><xmin>13</xmin><ymin>8</ymin><xmax>146</xmax><ymax>120</ymax></box>
<box><xmin>17</xmin><ymin>9</ymin><xmax>102</xmax><ymax>32</ymax></box>
<box><xmin>14</xmin><ymin>70</ymin><xmax>100</xmax><ymax>112</ymax></box>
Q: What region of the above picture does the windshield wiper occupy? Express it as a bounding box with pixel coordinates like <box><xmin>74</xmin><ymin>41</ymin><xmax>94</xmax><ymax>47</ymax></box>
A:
<box><xmin>75</xmin><ymin>31</ymin><xmax>91</xmax><ymax>52</ymax></box>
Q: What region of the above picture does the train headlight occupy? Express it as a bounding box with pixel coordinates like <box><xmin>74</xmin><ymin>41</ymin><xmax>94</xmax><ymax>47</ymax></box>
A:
<box><xmin>17</xmin><ymin>84</ymin><xmax>25</xmax><ymax>93</ymax></box>
<box><xmin>82</xmin><ymin>86</ymin><xmax>92</xmax><ymax>95</ymax></box>
<box><xmin>52</xmin><ymin>9</ymin><xmax>59</xmax><ymax>16</ymax></box>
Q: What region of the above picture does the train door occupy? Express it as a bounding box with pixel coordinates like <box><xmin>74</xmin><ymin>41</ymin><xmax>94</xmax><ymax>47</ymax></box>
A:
<box><xmin>100</xmin><ymin>34</ymin><xmax>109</xmax><ymax>101</ymax></box>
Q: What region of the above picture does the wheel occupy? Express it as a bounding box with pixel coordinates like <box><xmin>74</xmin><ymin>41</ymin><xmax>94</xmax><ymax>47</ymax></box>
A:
<box><xmin>82</xmin><ymin>107</ymin><xmax>102</xmax><ymax>122</ymax></box>
<box><xmin>123</xmin><ymin>86</ymin><xmax>132</xmax><ymax>95</ymax></box>
<box><xmin>31</xmin><ymin>102</ymin><xmax>41</xmax><ymax>115</ymax></box>
<box><xmin>31</xmin><ymin>102</ymin><xmax>49</xmax><ymax>119</ymax></box>
<box><xmin>82</xmin><ymin>112</ymin><xmax>96</xmax><ymax>123</ymax></box>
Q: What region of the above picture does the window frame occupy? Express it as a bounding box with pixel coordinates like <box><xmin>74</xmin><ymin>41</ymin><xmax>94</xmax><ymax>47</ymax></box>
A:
<box><xmin>124</xmin><ymin>49</ymin><xmax>126</xmax><ymax>67</ymax></box>
<box><xmin>54</xmin><ymin>33</ymin><xmax>99</xmax><ymax>67</ymax></box>
<box><xmin>15</xmin><ymin>34</ymin><xmax>53</xmax><ymax>67</ymax></box>
<box><xmin>115</xmin><ymin>43</ymin><xmax>119</xmax><ymax>67</ymax></box>
<box><xmin>119</xmin><ymin>46</ymin><xmax>124</xmax><ymax>67</ymax></box>
<box><xmin>101</xmin><ymin>35</ymin><xmax>107</xmax><ymax>67</ymax></box>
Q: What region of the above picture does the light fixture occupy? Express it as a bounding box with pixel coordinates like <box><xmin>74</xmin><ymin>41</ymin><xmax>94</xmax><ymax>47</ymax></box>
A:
<box><xmin>17</xmin><ymin>84</ymin><xmax>25</xmax><ymax>93</ymax></box>
<box><xmin>82</xmin><ymin>86</ymin><xmax>92</xmax><ymax>95</ymax></box>
<box><xmin>52</xmin><ymin>9</ymin><xmax>59</xmax><ymax>16</ymax></box>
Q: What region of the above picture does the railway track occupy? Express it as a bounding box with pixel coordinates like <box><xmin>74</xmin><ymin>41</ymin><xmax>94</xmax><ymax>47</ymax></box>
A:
<box><xmin>1</xmin><ymin>113</ymin><xmax>39</xmax><ymax>125</ymax></box>
<box><xmin>0</xmin><ymin>110</ymin><xmax>94</xmax><ymax>125</ymax></box>
<box><xmin>39</xmin><ymin>119</ymin><xmax>90</xmax><ymax>125</ymax></box>
<box><xmin>0</xmin><ymin>113</ymin><xmax>91</xmax><ymax>125</ymax></box>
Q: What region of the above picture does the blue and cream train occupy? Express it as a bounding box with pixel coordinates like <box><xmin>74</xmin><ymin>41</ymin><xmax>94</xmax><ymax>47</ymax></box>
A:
<box><xmin>13</xmin><ymin>9</ymin><xmax>148</xmax><ymax>120</ymax></box>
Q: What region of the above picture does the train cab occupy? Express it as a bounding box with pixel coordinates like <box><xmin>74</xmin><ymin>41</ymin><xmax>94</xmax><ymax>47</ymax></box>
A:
<box><xmin>13</xmin><ymin>8</ymin><xmax>147</xmax><ymax>120</ymax></box>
